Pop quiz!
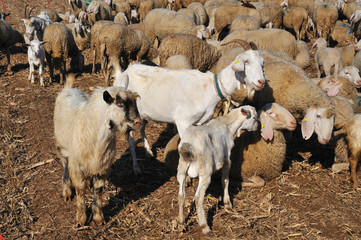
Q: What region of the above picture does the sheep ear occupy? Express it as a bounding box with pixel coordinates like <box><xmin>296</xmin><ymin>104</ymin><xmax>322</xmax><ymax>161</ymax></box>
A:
<box><xmin>103</xmin><ymin>91</ymin><xmax>114</xmax><ymax>104</ymax></box>
<box><xmin>326</xmin><ymin>83</ymin><xmax>341</xmax><ymax>96</ymax></box>
<box><xmin>196</xmin><ymin>30</ymin><xmax>203</xmax><ymax>39</ymax></box>
<box><xmin>260</xmin><ymin>112</ymin><xmax>274</xmax><ymax>141</ymax></box>
<box><xmin>301</xmin><ymin>108</ymin><xmax>317</xmax><ymax>140</ymax></box>
<box><xmin>231</xmin><ymin>59</ymin><xmax>245</xmax><ymax>72</ymax></box>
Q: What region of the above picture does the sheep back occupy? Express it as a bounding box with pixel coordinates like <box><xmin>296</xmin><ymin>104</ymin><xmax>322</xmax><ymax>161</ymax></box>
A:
<box><xmin>159</xmin><ymin>33</ymin><xmax>221</xmax><ymax>72</ymax></box>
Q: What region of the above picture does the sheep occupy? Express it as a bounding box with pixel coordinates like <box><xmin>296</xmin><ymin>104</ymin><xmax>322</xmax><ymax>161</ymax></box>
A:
<box><xmin>210</xmin><ymin>46</ymin><xmax>245</xmax><ymax>73</ymax></box>
<box><xmin>229</xmin><ymin>15</ymin><xmax>260</xmax><ymax>33</ymax></box>
<box><xmin>142</xmin><ymin>8</ymin><xmax>197</xmax><ymax>45</ymax></box>
<box><xmin>90</xmin><ymin>20</ymin><xmax>115</xmax><ymax>74</ymax></box>
<box><xmin>43</xmin><ymin>24</ymin><xmax>84</xmax><ymax>84</ymax></box>
<box><xmin>312</xmin><ymin>3</ymin><xmax>338</xmax><ymax>40</ymax></box>
<box><xmin>336</xmin><ymin>0</ymin><xmax>361</xmax><ymax>20</ymax></box>
<box><xmin>351</xmin><ymin>10</ymin><xmax>361</xmax><ymax>41</ymax></box>
<box><xmin>182</xmin><ymin>25</ymin><xmax>211</xmax><ymax>39</ymax></box>
<box><xmin>67</xmin><ymin>23</ymin><xmax>91</xmax><ymax>51</ymax></box>
<box><xmin>139</xmin><ymin>0</ymin><xmax>162</xmax><ymax>22</ymax></box>
<box><xmin>330</xmin><ymin>21</ymin><xmax>355</xmax><ymax>47</ymax></box>
<box><xmin>250</xmin><ymin>2</ymin><xmax>283</xmax><ymax>29</ymax></box>
<box><xmin>113</xmin><ymin>12</ymin><xmax>129</xmax><ymax>25</ymax></box>
<box><xmin>69</xmin><ymin>0</ymin><xmax>87</xmax><ymax>17</ymax></box>
<box><xmin>177</xmin><ymin>105</ymin><xmax>258</xmax><ymax>234</ymax></box>
<box><xmin>281</xmin><ymin>0</ymin><xmax>315</xmax><ymax>16</ymax></box>
<box><xmin>108</xmin><ymin>0</ymin><xmax>131</xmax><ymax>21</ymax></box>
<box><xmin>282</xmin><ymin>7</ymin><xmax>309</xmax><ymax>41</ymax></box>
<box><xmin>188</xmin><ymin>2</ymin><xmax>208</xmax><ymax>26</ymax></box>
<box><xmin>232</xmin><ymin>51</ymin><xmax>336</xmax><ymax>145</ymax></box>
<box><xmin>212</xmin><ymin>5</ymin><xmax>262</xmax><ymax>39</ymax></box>
<box><xmin>164</xmin><ymin>55</ymin><xmax>192</xmax><ymax>69</ymax></box>
<box><xmin>230</xmin><ymin>103</ymin><xmax>297</xmax><ymax>186</ymax></box>
<box><xmin>312</xmin><ymin>37</ymin><xmax>342</xmax><ymax>78</ymax></box>
<box><xmin>337</xmin><ymin>42</ymin><xmax>361</xmax><ymax>67</ymax></box>
<box><xmin>24</xmin><ymin>36</ymin><xmax>46</xmax><ymax>87</ymax></box>
<box><xmin>86</xmin><ymin>0</ymin><xmax>113</xmax><ymax>25</ymax></box>
<box><xmin>114</xmin><ymin>40</ymin><xmax>266</xmax><ymax>173</ymax></box>
<box><xmin>178</xmin><ymin>8</ymin><xmax>201</xmax><ymax>25</ymax></box>
<box><xmin>40</xmin><ymin>9</ymin><xmax>63</xmax><ymax>22</ymax></box>
<box><xmin>0</xmin><ymin>20</ymin><xmax>24</xmax><ymax>75</ymax></box>
<box><xmin>334</xmin><ymin>113</ymin><xmax>361</xmax><ymax>188</ymax></box>
<box><xmin>295</xmin><ymin>40</ymin><xmax>311</xmax><ymax>69</ymax></box>
<box><xmin>339</xmin><ymin>66</ymin><xmax>361</xmax><ymax>88</ymax></box>
<box><xmin>352</xmin><ymin>49</ymin><xmax>361</xmax><ymax>73</ymax></box>
<box><xmin>220</xmin><ymin>29</ymin><xmax>297</xmax><ymax>60</ymax></box>
<box><xmin>158</xmin><ymin>33</ymin><xmax>221</xmax><ymax>72</ymax></box>
<box><xmin>54</xmin><ymin>74</ymin><xmax>141</xmax><ymax>226</ymax></box>
<box><xmin>98</xmin><ymin>24</ymin><xmax>159</xmax><ymax>85</ymax></box>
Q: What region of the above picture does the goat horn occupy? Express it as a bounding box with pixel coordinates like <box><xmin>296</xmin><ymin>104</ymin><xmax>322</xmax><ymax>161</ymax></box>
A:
<box><xmin>131</xmin><ymin>92</ymin><xmax>141</xmax><ymax>100</ymax></box>
<box><xmin>220</xmin><ymin>39</ymin><xmax>252</xmax><ymax>51</ymax></box>
<box><xmin>24</xmin><ymin>4</ymin><xmax>28</xmax><ymax>19</ymax></box>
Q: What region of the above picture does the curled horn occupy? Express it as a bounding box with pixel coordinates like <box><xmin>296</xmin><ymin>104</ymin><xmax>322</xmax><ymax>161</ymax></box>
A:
<box><xmin>24</xmin><ymin>4</ymin><xmax>35</xmax><ymax>19</ymax></box>
<box><xmin>220</xmin><ymin>39</ymin><xmax>252</xmax><ymax>51</ymax></box>
<box><xmin>131</xmin><ymin>92</ymin><xmax>141</xmax><ymax>100</ymax></box>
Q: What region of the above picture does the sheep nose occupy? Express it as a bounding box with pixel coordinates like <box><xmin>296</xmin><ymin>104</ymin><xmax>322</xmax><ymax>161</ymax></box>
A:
<box><xmin>356</xmin><ymin>80</ymin><xmax>361</xmax><ymax>86</ymax></box>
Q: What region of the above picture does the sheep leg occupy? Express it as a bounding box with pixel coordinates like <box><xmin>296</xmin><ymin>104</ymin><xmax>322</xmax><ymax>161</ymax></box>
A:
<box><xmin>92</xmin><ymin>47</ymin><xmax>97</xmax><ymax>74</ymax></box>
<box><xmin>316</xmin><ymin>62</ymin><xmax>321</xmax><ymax>78</ymax></box>
<box><xmin>128</xmin><ymin>131</ymin><xmax>141</xmax><ymax>175</ymax></box>
<box><xmin>140</xmin><ymin>120</ymin><xmax>153</xmax><ymax>157</ymax></box>
<box><xmin>39</xmin><ymin>63</ymin><xmax>44</xmax><ymax>87</ymax></box>
<box><xmin>60</xmin><ymin>60</ymin><xmax>66</xmax><ymax>85</ymax></box>
<box><xmin>221</xmin><ymin>159</ymin><xmax>232</xmax><ymax>209</ymax></box>
<box><xmin>194</xmin><ymin>175</ymin><xmax>211</xmax><ymax>234</ymax></box>
<box><xmin>45</xmin><ymin>53</ymin><xmax>54</xmax><ymax>83</ymax></box>
<box><xmin>92</xmin><ymin>175</ymin><xmax>107</xmax><ymax>225</ymax></box>
<box><xmin>294</xmin><ymin>27</ymin><xmax>300</xmax><ymax>41</ymax></box>
<box><xmin>5</xmin><ymin>48</ymin><xmax>13</xmax><ymax>75</ymax></box>
<box><xmin>324</xmin><ymin>64</ymin><xmax>331</xmax><ymax>77</ymax></box>
<box><xmin>349</xmin><ymin>155</ymin><xmax>360</xmax><ymax>188</ymax></box>
<box><xmin>177</xmin><ymin>159</ymin><xmax>190</xmax><ymax>225</ymax></box>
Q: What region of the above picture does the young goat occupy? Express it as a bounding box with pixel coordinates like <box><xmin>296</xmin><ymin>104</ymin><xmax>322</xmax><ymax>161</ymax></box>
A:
<box><xmin>54</xmin><ymin>74</ymin><xmax>140</xmax><ymax>226</ymax></box>
<box><xmin>177</xmin><ymin>105</ymin><xmax>258</xmax><ymax>234</ymax></box>
<box><xmin>25</xmin><ymin>35</ymin><xmax>46</xmax><ymax>87</ymax></box>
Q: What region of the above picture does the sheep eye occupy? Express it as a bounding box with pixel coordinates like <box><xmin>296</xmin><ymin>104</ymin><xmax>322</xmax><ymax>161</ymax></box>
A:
<box><xmin>316</xmin><ymin>114</ymin><xmax>321</xmax><ymax>118</ymax></box>
<box><xmin>244</xmin><ymin>60</ymin><xmax>249</xmax><ymax>64</ymax></box>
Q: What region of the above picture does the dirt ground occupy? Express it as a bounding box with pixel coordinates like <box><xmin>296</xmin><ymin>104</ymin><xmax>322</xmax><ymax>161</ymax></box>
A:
<box><xmin>1</xmin><ymin>1</ymin><xmax>361</xmax><ymax>239</ymax></box>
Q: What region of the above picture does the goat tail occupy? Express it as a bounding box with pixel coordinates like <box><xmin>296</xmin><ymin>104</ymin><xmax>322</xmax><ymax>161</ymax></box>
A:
<box><xmin>64</xmin><ymin>73</ymin><xmax>76</xmax><ymax>89</ymax></box>
<box><xmin>179</xmin><ymin>143</ymin><xmax>195</xmax><ymax>162</ymax></box>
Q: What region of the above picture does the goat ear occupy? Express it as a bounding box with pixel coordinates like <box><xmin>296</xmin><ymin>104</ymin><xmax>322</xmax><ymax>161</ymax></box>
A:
<box><xmin>260</xmin><ymin>112</ymin><xmax>274</xmax><ymax>141</ymax></box>
<box><xmin>103</xmin><ymin>91</ymin><xmax>114</xmax><ymax>105</ymax></box>
<box><xmin>40</xmin><ymin>41</ymin><xmax>46</xmax><ymax>45</ymax></box>
<box><xmin>301</xmin><ymin>107</ymin><xmax>317</xmax><ymax>140</ymax></box>
<box><xmin>231</xmin><ymin>59</ymin><xmax>245</xmax><ymax>72</ymax></box>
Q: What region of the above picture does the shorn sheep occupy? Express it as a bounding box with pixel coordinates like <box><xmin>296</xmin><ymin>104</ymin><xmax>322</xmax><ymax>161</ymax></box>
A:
<box><xmin>114</xmin><ymin>40</ymin><xmax>265</xmax><ymax>173</ymax></box>
<box><xmin>177</xmin><ymin>105</ymin><xmax>258</xmax><ymax>234</ymax></box>
<box><xmin>43</xmin><ymin>24</ymin><xmax>84</xmax><ymax>84</ymax></box>
<box><xmin>312</xmin><ymin>38</ymin><xmax>342</xmax><ymax>78</ymax></box>
<box><xmin>230</xmin><ymin>103</ymin><xmax>297</xmax><ymax>186</ymax></box>
<box><xmin>54</xmin><ymin>74</ymin><xmax>141</xmax><ymax>226</ymax></box>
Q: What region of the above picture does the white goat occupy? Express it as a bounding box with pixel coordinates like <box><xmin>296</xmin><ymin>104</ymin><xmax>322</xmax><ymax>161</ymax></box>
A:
<box><xmin>114</xmin><ymin>40</ymin><xmax>266</xmax><ymax>174</ymax></box>
<box><xmin>25</xmin><ymin>36</ymin><xmax>46</xmax><ymax>87</ymax></box>
<box><xmin>22</xmin><ymin>12</ymin><xmax>53</xmax><ymax>40</ymax></box>
<box><xmin>54</xmin><ymin>75</ymin><xmax>141</xmax><ymax>226</ymax></box>
<box><xmin>177</xmin><ymin>105</ymin><xmax>258</xmax><ymax>234</ymax></box>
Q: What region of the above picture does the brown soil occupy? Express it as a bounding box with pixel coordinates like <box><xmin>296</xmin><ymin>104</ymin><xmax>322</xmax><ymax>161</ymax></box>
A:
<box><xmin>0</xmin><ymin>1</ymin><xmax>361</xmax><ymax>239</ymax></box>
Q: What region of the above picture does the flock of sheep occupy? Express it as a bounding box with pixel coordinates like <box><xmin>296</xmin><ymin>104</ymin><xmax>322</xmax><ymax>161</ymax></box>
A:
<box><xmin>1</xmin><ymin>0</ymin><xmax>361</xmax><ymax>235</ymax></box>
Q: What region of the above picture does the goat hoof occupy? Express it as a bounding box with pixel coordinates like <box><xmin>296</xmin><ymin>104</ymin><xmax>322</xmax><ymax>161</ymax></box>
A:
<box><xmin>202</xmin><ymin>226</ymin><xmax>211</xmax><ymax>234</ymax></box>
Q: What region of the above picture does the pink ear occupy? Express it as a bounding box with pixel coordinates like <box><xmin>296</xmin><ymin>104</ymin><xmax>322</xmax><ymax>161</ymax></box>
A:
<box><xmin>301</xmin><ymin>108</ymin><xmax>316</xmax><ymax>140</ymax></box>
<box><xmin>326</xmin><ymin>84</ymin><xmax>341</xmax><ymax>96</ymax></box>
<box><xmin>260</xmin><ymin>113</ymin><xmax>274</xmax><ymax>141</ymax></box>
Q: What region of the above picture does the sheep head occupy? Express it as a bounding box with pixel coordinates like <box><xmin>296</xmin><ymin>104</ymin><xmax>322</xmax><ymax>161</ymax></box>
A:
<box><xmin>301</xmin><ymin>106</ymin><xmax>335</xmax><ymax>145</ymax></box>
<box><xmin>339</xmin><ymin>66</ymin><xmax>361</xmax><ymax>88</ymax></box>
<box><xmin>259</xmin><ymin>103</ymin><xmax>297</xmax><ymax>141</ymax></box>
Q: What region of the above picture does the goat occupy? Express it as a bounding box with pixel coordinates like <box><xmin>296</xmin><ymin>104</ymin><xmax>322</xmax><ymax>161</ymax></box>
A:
<box><xmin>177</xmin><ymin>105</ymin><xmax>258</xmax><ymax>234</ymax></box>
<box><xmin>24</xmin><ymin>34</ymin><xmax>46</xmax><ymax>87</ymax></box>
<box><xmin>114</xmin><ymin>40</ymin><xmax>265</xmax><ymax>174</ymax></box>
<box><xmin>54</xmin><ymin>74</ymin><xmax>141</xmax><ymax>226</ymax></box>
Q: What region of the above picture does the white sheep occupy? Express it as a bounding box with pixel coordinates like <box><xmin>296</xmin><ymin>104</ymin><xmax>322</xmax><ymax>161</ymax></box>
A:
<box><xmin>312</xmin><ymin>3</ymin><xmax>338</xmax><ymax>40</ymax></box>
<box><xmin>114</xmin><ymin>40</ymin><xmax>266</xmax><ymax>173</ymax></box>
<box><xmin>312</xmin><ymin>37</ymin><xmax>342</xmax><ymax>78</ymax></box>
<box><xmin>230</xmin><ymin>103</ymin><xmax>297</xmax><ymax>186</ymax></box>
<box><xmin>177</xmin><ymin>105</ymin><xmax>258</xmax><ymax>234</ymax></box>
<box><xmin>330</xmin><ymin>21</ymin><xmax>355</xmax><ymax>47</ymax></box>
<box><xmin>25</xmin><ymin>36</ymin><xmax>46</xmax><ymax>87</ymax></box>
<box><xmin>229</xmin><ymin>15</ymin><xmax>261</xmax><ymax>33</ymax></box>
<box><xmin>54</xmin><ymin>74</ymin><xmax>140</xmax><ymax>226</ymax></box>
<box><xmin>282</xmin><ymin>7</ymin><xmax>309</xmax><ymax>41</ymax></box>
<box><xmin>339</xmin><ymin>66</ymin><xmax>361</xmax><ymax>88</ymax></box>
